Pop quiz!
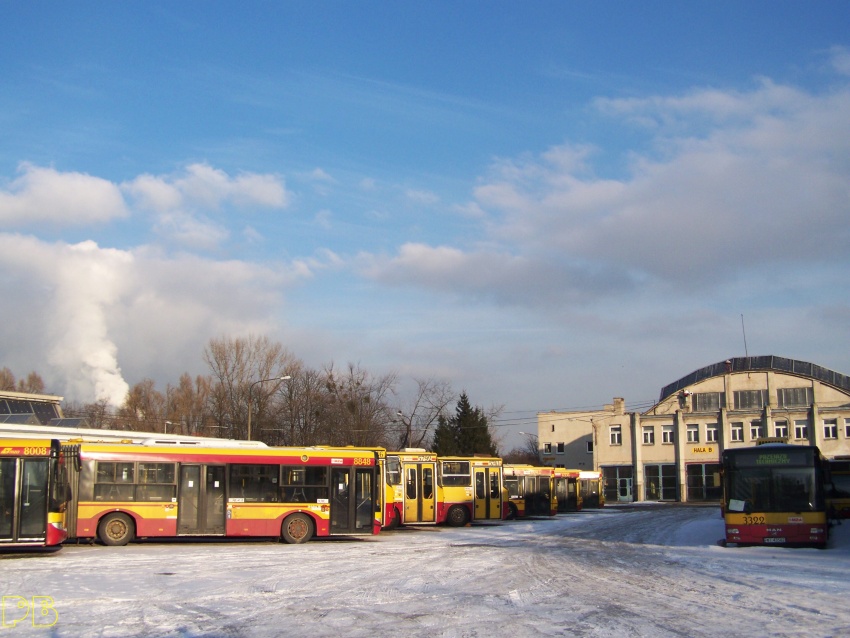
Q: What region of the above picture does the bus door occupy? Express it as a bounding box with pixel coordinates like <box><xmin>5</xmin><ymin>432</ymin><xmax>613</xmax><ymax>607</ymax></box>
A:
<box><xmin>0</xmin><ymin>457</ymin><xmax>49</xmax><ymax>543</ymax></box>
<box><xmin>473</xmin><ymin>467</ymin><xmax>502</xmax><ymax>520</ymax></box>
<box><xmin>330</xmin><ymin>467</ymin><xmax>376</xmax><ymax>534</ymax></box>
<box><xmin>177</xmin><ymin>465</ymin><xmax>225</xmax><ymax>535</ymax></box>
<box><xmin>403</xmin><ymin>463</ymin><xmax>436</xmax><ymax>523</ymax></box>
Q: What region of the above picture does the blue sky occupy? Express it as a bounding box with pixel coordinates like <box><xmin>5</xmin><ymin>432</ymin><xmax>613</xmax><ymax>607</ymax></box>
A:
<box><xmin>1</xmin><ymin>3</ymin><xmax>849</xmax><ymax>449</ymax></box>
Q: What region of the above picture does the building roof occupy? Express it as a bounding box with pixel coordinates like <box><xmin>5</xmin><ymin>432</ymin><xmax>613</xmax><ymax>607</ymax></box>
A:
<box><xmin>659</xmin><ymin>355</ymin><xmax>850</xmax><ymax>402</ymax></box>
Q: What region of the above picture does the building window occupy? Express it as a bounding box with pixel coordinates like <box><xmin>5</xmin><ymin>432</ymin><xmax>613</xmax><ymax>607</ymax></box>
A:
<box><xmin>557</xmin><ymin>442</ymin><xmax>565</xmax><ymax>454</ymax></box>
<box><xmin>824</xmin><ymin>419</ymin><xmax>838</xmax><ymax>440</ymax></box>
<box><xmin>543</xmin><ymin>443</ymin><xmax>552</xmax><ymax>454</ymax></box>
<box><xmin>731</xmin><ymin>422</ymin><xmax>744</xmax><ymax>442</ymax></box>
<box><xmin>774</xmin><ymin>420</ymin><xmax>788</xmax><ymax>439</ymax></box>
<box><xmin>662</xmin><ymin>425</ymin><xmax>675</xmax><ymax>444</ymax></box>
<box><xmin>687</xmin><ymin>424</ymin><xmax>699</xmax><ymax>443</ymax></box>
<box><xmin>551</xmin><ymin>424</ymin><xmax>555</xmax><ymax>432</ymax></box>
<box><xmin>733</xmin><ymin>390</ymin><xmax>768</xmax><ymax>410</ymax></box>
<box><xmin>777</xmin><ymin>387</ymin><xmax>813</xmax><ymax>408</ymax></box>
<box><xmin>846</xmin><ymin>419</ymin><xmax>850</xmax><ymax>438</ymax></box>
<box><xmin>610</xmin><ymin>426</ymin><xmax>622</xmax><ymax>446</ymax></box>
<box><xmin>794</xmin><ymin>419</ymin><xmax>809</xmax><ymax>440</ymax></box>
<box><xmin>692</xmin><ymin>392</ymin><xmax>723</xmax><ymax>412</ymax></box>
<box><xmin>749</xmin><ymin>420</ymin><xmax>764</xmax><ymax>440</ymax></box>
<box><xmin>586</xmin><ymin>441</ymin><xmax>593</xmax><ymax>454</ymax></box>
<box><xmin>643</xmin><ymin>426</ymin><xmax>655</xmax><ymax>445</ymax></box>
<box><xmin>706</xmin><ymin>424</ymin><xmax>718</xmax><ymax>443</ymax></box>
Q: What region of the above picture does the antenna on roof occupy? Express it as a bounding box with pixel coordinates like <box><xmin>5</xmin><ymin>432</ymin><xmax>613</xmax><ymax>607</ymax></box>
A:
<box><xmin>740</xmin><ymin>314</ymin><xmax>749</xmax><ymax>358</ymax></box>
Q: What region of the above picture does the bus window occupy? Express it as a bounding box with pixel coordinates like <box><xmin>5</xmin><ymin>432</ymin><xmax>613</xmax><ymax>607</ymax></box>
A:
<box><xmin>94</xmin><ymin>462</ymin><xmax>135</xmax><ymax>501</ymax></box>
<box><xmin>386</xmin><ymin>456</ymin><xmax>401</xmax><ymax>486</ymax></box>
<box><xmin>422</xmin><ymin>467</ymin><xmax>433</xmax><ymax>499</ymax></box>
<box><xmin>441</xmin><ymin>461</ymin><xmax>470</xmax><ymax>486</ymax></box>
<box><xmin>230</xmin><ymin>464</ymin><xmax>279</xmax><ymax>502</ymax></box>
<box><xmin>20</xmin><ymin>460</ymin><xmax>49</xmax><ymax>537</ymax></box>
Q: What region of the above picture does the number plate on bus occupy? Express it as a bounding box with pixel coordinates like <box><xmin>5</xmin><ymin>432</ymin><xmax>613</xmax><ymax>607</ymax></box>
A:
<box><xmin>764</xmin><ymin>537</ymin><xmax>785</xmax><ymax>543</ymax></box>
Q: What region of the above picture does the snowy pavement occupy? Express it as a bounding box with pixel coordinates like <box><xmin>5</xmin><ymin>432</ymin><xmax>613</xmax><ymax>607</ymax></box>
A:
<box><xmin>2</xmin><ymin>504</ymin><xmax>849</xmax><ymax>637</ymax></box>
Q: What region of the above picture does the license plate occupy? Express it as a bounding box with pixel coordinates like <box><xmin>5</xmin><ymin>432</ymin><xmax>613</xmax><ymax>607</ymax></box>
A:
<box><xmin>764</xmin><ymin>537</ymin><xmax>785</xmax><ymax>543</ymax></box>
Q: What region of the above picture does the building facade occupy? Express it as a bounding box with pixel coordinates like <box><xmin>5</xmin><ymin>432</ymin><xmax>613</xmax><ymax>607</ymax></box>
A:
<box><xmin>537</xmin><ymin>356</ymin><xmax>850</xmax><ymax>504</ymax></box>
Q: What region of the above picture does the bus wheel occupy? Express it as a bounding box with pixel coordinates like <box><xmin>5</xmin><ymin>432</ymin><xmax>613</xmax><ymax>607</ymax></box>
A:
<box><xmin>506</xmin><ymin>502</ymin><xmax>518</xmax><ymax>520</ymax></box>
<box><xmin>281</xmin><ymin>513</ymin><xmax>314</xmax><ymax>544</ymax></box>
<box><xmin>388</xmin><ymin>507</ymin><xmax>402</xmax><ymax>529</ymax></box>
<box><xmin>98</xmin><ymin>513</ymin><xmax>134</xmax><ymax>546</ymax></box>
<box><xmin>446</xmin><ymin>505</ymin><xmax>470</xmax><ymax>527</ymax></box>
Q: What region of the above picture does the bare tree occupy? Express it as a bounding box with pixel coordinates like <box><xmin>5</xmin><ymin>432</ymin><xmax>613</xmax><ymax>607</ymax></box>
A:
<box><xmin>393</xmin><ymin>377</ymin><xmax>455</xmax><ymax>449</ymax></box>
<box><xmin>17</xmin><ymin>371</ymin><xmax>45</xmax><ymax>394</ymax></box>
<box><xmin>119</xmin><ymin>378</ymin><xmax>166</xmax><ymax>432</ymax></box>
<box><xmin>203</xmin><ymin>334</ymin><xmax>297</xmax><ymax>441</ymax></box>
<box><xmin>0</xmin><ymin>367</ymin><xmax>14</xmax><ymax>391</ymax></box>
<box><xmin>166</xmin><ymin>373</ymin><xmax>212</xmax><ymax>436</ymax></box>
<box><xmin>322</xmin><ymin>362</ymin><xmax>397</xmax><ymax>446</ymax></box>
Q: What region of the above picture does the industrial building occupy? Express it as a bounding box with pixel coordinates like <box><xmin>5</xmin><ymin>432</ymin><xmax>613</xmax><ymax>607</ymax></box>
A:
<box><xmin>536</xmin><ymin>356</ymin><xmax>850</xmax><ymax>503</ymax></box>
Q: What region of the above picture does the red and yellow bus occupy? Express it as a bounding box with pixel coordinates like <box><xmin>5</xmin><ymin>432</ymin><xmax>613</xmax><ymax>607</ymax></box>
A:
<box><xmin>438</xmin><ymin>455</ymin><xmax>506</xmax><ymax>525</ymax></box>
<box><xmin>721</xmin><ymin>443</ymin><xmax>829</xmax><ymax>548</ymax></box>
<box><xmin>578</xmin><ymin>470</ymin><xmax>605</xmax><ymax>508</ymax></box>
<box><xmin>66</xmin><ymin>440</ymin><xmax>384</xmax><ymax>545</ymax></box>
<box><xmin>553</xmin><ymin>468</ymin><xmax>582</xmax><ymax>512</ymax></box>
<box><xmin>386</xmin><ymin>450</ymin><xmax>507</xmax><ymax>527</ymax></box>
<box><xmin>503</xmin><ymin>465</ymin><xmax>557</xmax><ymax>519</ymax></box>
<box><xmin>1</xmin><ymin>439</ymin><xmax>72</xmax><ymax>549</ymax></box>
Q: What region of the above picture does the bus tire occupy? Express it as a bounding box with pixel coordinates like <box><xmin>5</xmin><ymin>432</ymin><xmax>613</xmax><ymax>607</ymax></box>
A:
<box><xmin>281</xmin><ymin>513</ymin><xmax>314</xmax><ymax>544</ymax></box>
<box><xmin>506</xmin><ymin>502</ymin><xmax>518</xmax><ymax>520</ymax></box>
<box><xmin>98</xmin><ymin>513</ymin><xmax>135</xmax><ymax>546</ymax></box>
<box><xmin>445</xmin><ymin>505</ymin><xmax>470</xmax><ymax>527</ymax></box>
<box><xmin>387</xmin><ymin>507</ymin><xmax>402</xmax><ymax>529</ymax></box>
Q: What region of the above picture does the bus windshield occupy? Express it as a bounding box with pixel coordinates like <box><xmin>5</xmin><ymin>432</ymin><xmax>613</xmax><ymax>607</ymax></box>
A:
<box><xmin>727</xmin><ymin>466</ymin><xmax>820</xmax><ymax>513</ymax></box>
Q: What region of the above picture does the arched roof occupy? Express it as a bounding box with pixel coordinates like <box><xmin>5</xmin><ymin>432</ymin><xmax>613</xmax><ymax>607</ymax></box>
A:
<box><xmin>659</xmin><ymin>356</ymin><xmax>850</xmax><ymax>402</ymax></box>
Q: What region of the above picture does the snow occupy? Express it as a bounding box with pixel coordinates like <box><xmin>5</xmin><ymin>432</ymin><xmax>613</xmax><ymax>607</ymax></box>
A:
<box><xmin>3</xmin><ymin>505</ymin><xmax>849</xmax><ymax>637</ymax></box>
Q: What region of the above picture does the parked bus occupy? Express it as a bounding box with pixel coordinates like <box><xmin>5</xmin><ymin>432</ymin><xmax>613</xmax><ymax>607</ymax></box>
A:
<box><xmin>578</xmin><ymin>470</ymin><xmax>605</xmax><ymax>508</ymax></box>
<box><xmin>439</xmin><ymin>455</ymin><xmax>506</xmax><ymax>525</ymax></box>
<box><xmin>503</xmin><ymin>465</ymin><xmax>557</xmax><ymax>519</ymax></box>
<box><xmin>386</xmin><ymin>451</ymin><xmax>507</xmax><ymax>527</ymax></box>
<box><xmin>826</xmin><ymin>457</ymin><xmax>850</xmax><ymax>519</ymax></box>
<box><xmin>65</xmin><ymin>440</ymin><xmax>384</xmax><ymax>545</ymax></box>
<box><xmin>386</xmin><ymin>449</ymin><xmax>438</xmax><ymax>525</ymax></box>
<box><xmin>1</xmin><ymin>438</ymin><xmax>72</xmax><ymax>549</ymax></box>
<box><xmin>553</xmin><ymin>468</ymin><xmax>581</xmax><ymax>512</ymax></box>
<box><xmin>720</xmin><ymin>443</ymin><xmax>829</xmax><ymax>548</ymax></box>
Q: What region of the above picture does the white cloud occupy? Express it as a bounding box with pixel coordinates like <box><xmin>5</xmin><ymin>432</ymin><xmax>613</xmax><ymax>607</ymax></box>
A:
<box><xmin>123</xmin><ymin>163</ymin><xmax>289</xmax><ymax>212</ymax></box>
<box><xmin>0</xmin><ymin>163</ymin><xmax>129</xmax><ymax>227</ymax></box>
<box><xmin>357</xmin><ymin>75</ymin><xmax>850</xmax><ymax>311</ymax></box>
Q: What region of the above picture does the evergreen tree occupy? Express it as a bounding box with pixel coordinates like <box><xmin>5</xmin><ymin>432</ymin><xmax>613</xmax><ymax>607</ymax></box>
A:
<box><xmin>431</xmin><ymin>413</ymin><xmax>459</xmax><ymax>455</ymax></box>
<box><xmin>430</xmin><ymin>392</ymin><xmax>498</xmax><ymax>456</ymax></box>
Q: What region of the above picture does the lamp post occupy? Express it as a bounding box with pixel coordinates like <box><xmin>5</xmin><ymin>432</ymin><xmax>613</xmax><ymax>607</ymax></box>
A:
<box><xmin>164</xmin><ymin>420</ymin><xmax>172</xmax><ymax>434</ymax></box>
<box><xmin>246</xmin><ymin>375</ymin><xmax>291</xmax><ymax>441</ymax></box>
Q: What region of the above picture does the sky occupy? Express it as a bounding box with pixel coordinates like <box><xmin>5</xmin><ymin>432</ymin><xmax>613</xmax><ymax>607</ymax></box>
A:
<box><xmin>3</xmin><ymin>506</ymin><xmax>849</xmax><ymax>636</ymax></box>
<box><xmin>1</xmin><ymin>3</ymin><xmax>849</xmax><ymax>450</ymax></box>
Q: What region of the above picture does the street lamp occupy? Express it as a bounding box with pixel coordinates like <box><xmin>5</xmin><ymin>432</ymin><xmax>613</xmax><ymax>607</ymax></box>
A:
<box><xmin>246</xmin><ymin>375</ymin><xmax>291</xmax><ymax>441</ymax></box>
<box><xmin>164</xmin><ymin>420</ymin><xmax>172</xmax><ymax>434</ymax></box>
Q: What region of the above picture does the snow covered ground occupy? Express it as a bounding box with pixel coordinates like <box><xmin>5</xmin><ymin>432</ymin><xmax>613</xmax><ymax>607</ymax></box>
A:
<box><xmin>3</xmin><ymin>504</ymin><xmax>849</xmax><ymax>637</ymax></box>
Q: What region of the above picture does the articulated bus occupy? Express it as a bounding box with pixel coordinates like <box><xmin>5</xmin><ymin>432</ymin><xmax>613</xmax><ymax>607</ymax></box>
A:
<box><xmin>578</xmin><ymin>470</ymin><xmax>605</xmax><ymax>508</ymax></box>
<box><xmin>826</xmin><ymin>458</ymin><xmax>850</xmax><ymax>519</ymax></box>
<box><xmin>721</xmin><ymin>443</ymin><xmax>829</xmax><ymax>548</ymax></box>
<box><xmin>64</xmin><ymin>440</ymin><xmax>384</xmax><ymax>545</ymax></box>
<box><xmin>503</xmin><ymin>465</ymin><xmax>557</xmax><ymax>519</ymax></box>
<box><xmin>554</xmin><ymin>468</ymin><xmax>581</xmax><ymax>512</ymax></box>
<box><xmin>386</xmin><ymin>450</ymin><xmax>507</xmax><ymax>527</ymax></box>
<box><xmin>1</xmin><ymin>438</ymin><xmax>72</xmax><ymax>549</ymax></box>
